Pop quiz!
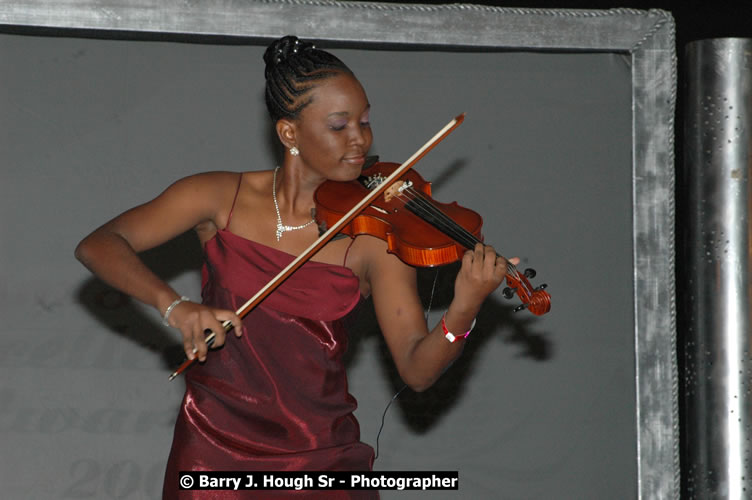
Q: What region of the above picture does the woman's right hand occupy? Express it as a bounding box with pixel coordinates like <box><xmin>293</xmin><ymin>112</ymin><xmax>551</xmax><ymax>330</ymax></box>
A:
<box><xmin>74</xmin><ymin>172</ymin><xmax>246</xmax><ymax>362</ymax></box>
<box><xmin>165</xmin><ymin>300</ymin><xmax>243</xmax><ymax>362</ymax></box>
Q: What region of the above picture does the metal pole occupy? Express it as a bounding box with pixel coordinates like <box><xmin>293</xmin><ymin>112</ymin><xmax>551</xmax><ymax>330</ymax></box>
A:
<box><xmin>684</xmin><ymin>38</ymin><xmax>752</xmax><ymax>499</ymax></box>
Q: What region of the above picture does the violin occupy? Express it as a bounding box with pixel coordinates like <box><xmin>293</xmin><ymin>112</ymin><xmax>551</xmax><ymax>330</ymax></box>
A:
<box><xmin>314</xmin><ymin>159</ymin><xmax>551</xmax><ymax>316</ymax></box>
<box><xmin>169</xmin><ymin>114</ymin><xmax>549</xmax><ymax>380</ymax></box>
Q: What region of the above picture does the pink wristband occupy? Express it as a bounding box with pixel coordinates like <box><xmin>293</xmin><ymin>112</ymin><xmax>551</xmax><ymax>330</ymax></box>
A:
<box><xmin>442</xmin><ymin>313</ymin><xmax>476</xmax><ymax>343</ymax></box>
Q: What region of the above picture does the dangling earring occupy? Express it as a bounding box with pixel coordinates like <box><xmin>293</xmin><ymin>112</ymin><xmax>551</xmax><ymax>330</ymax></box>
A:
<box><xmin>289</xmin><ymin>146</ymin><xmax>299</xmax><ymax>156</ymax></box>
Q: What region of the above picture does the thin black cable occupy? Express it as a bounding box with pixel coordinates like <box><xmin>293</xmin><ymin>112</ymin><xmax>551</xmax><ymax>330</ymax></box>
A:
<box><xmin>373</xmin><ymin>385</ymin><xmax>406</xmax><ymax>460</ymax></box>
<box><xmin>373</xmin><ymin>268</ymin><xmax>440</xmax><ymax>461</ymax></box>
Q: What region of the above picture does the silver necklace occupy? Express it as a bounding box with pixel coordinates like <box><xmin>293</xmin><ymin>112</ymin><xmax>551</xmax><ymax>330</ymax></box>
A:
<box><xmin>273</xmin><ymin>166</ymin><xmax>315</xmax><ymax>241</ymax></box>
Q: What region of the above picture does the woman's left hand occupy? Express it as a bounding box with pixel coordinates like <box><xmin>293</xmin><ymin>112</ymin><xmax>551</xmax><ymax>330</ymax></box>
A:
<box><xmin>452</xmin><ymin>243</ymin><xmax>518</xmax><ymax>315</ymax></box>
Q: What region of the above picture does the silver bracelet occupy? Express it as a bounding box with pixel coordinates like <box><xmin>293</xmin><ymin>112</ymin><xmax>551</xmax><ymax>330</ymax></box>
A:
<box><xmin>162</xmin><ymin>296</ymin><xmax>190</xmax><ymax>326</ymax></box>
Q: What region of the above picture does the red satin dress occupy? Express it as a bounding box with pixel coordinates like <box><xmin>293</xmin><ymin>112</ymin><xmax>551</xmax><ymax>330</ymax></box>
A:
<box><xmin>163</xmin><ymin>206</ymin><xmax>377</xmax><ymax>499</ymax></box>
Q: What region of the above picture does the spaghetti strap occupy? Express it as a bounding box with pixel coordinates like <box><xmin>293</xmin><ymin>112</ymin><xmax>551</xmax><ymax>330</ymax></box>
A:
<box><xmin>225</xmin><ymin>173</ymin><xmax>243</xmax><ymax>230</ymax></box>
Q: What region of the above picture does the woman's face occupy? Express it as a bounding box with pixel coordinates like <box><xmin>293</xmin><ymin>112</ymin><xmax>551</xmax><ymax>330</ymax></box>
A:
<box><xmin>291</xmin><ymin>72</ymin><xmax>373</xmax><ymax>182</ymax></box>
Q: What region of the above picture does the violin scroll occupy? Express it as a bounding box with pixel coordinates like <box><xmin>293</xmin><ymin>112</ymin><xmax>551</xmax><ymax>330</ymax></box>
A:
<box><xmin>502</xmin><ymin>266</ymin><xmax>551</xmax><ymax>316</ymax></box>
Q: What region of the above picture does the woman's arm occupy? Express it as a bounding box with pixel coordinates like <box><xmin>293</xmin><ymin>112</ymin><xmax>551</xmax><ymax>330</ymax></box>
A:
<box><xmin>74</xmin><ymin>172</ymin><xmax>242</xmax><ymax>361</ymax></box>
<box><xmin>365</xmin><ymin>239</ymin><xmax>509</xmax><ymax>392</ymax></box>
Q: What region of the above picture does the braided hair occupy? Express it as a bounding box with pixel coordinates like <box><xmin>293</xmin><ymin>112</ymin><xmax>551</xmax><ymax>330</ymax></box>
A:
<box><xmin>263</xmin><ymin>35</ymin><xmax>353</xmax><ymax>122</ymax></box>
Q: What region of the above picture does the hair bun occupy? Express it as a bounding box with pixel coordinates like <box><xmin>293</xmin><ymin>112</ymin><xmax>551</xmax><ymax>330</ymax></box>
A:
<box><xmin>263</xmin><ymin>35</ymin><xmax>351</xmax><ymax>122</ymax></box>
<box><xmin>264</xmin><ymin>35</ymin><xmax>316</xmax><ymax>70</ymax></box>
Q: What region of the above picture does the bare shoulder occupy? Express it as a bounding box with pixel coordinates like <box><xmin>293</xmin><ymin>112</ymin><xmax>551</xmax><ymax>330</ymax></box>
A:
<box><xmin>170</xmin><ymin>170</ymin><xmax>242</xmax><ymax>213</ymax></box>
<box><xmin>351</xmin><ymin>235</ymin><xmax>417</xmax><ymax>298</ymax></box>
<box><xmin>79</xmin><ymin>171</ymin><xmax>249</xmax><ymax>253</ymax></box>
<box><xmin>166</xmin><ymin>171</ymin><xmax>243</xmax><ymax>200</ymax></box>
<box><xmin>237</xmin><ymin>169</ymin><xmax>273</xmax><ymax>195</ymax></box>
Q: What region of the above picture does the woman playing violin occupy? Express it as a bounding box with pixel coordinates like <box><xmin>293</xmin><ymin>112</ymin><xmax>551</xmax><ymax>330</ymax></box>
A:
<box><xmin>75</xmin><ymin>35</ymin><xmax>513</xmax><ymax>498</ymax></box>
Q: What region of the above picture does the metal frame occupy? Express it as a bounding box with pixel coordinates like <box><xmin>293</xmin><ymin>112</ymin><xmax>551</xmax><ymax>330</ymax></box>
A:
<box><xmin>0</xmin><ymin>1</ymin><xmax>678</xmax><ymax>498</ymax></box>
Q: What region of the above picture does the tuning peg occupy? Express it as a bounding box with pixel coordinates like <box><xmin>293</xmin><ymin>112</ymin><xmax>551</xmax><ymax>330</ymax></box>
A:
<box><xmin>514</xmin><ymin>303</ymin><xmax>529</xmax><ymax>313</ymax></box>
<box><xmin>523</xmin><ymin>268</ymin><xmax>537</xmax><ymax>279</ymax></box>
<box><xmin>536</xmin><ymin>283</ymin><xmax>548</xmax><ymax>291</ymax></box>
<box><xmin>502</xmin><ymin>287</ymin><xmax>516</xmax><ymax>299</ymax></box>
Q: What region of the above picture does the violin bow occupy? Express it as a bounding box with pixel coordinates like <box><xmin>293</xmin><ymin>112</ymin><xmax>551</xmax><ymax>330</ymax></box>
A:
<box><xmin>169</xmin><ymin>113</ymin><xmax>465</xmax><ymax>380</ymax></box>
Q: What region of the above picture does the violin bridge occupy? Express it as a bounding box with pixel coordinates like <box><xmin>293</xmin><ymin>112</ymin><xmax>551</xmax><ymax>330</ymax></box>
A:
<box><xmin>384</xmin><ymin>180</ymin><xmax>413</xmax><ymax>203</ymax></box>
<box><xmin>384</xmin><ymin>183</ymin><xmax>400</xmax><ymax>203</ymax></box>
<box><xmin>359</xmin><ymin>171</ymin><xmax>413</xmax><ymax>203</ymax></box>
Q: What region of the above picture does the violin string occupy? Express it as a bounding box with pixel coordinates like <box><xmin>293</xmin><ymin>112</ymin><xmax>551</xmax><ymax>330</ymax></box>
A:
<box><xmin>401</xmin><ymin>187</ymin><xmax>475</xmax><ymax>240</ymax></box>
<box><xmin>398</xmin><ymin>187</ymin><xmax>485</xmax><ymax>250</ymax></box>
<box><xmin>405</xmin><ymin>188</ymin><xmax>521</xmax><ymax>280</ymax></box>
<box><xmin>383</xmin><ymin>181</ymin><xmax>522</xmax><ymax>281</ymax></box>
<box><xmin>395</xmin><ymin>188</ymin><xmax>503</xmax><ymax>266</ymax></box>
<box><xmin>404</xmin><ymin>187</ymin><xmax>522</xmax><ymax>280</ymax></box>
<box><xmin>395</xmin><ymin>187</ymin><xmax>521</xmax><ymax>279</ymax></box>
<box><xmin>385</xmin><ymin>182</ymin><xmax>545</xmax><ymax>308</ymax></box>
<box><xmin>396</xmin><ymin>189</ymin><xmax>479</xmax><ymax>248</ymax></box>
